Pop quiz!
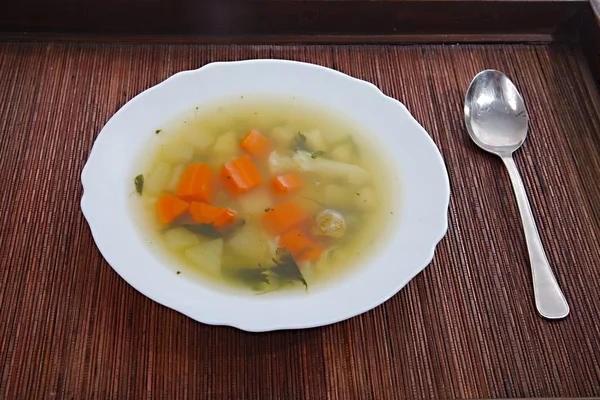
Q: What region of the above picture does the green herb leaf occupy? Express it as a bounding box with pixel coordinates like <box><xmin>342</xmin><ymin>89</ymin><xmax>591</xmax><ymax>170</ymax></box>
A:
<box><xmin>182</xmin><ymin>223</ymin><xmax>222</xmax><ymax>238</ymax></box>
<box><xmin>271</xmin><ymin>248</ymin><xmax>308</xmax><ymax>289</ymax></box>
<box><xmin>223</xmin><ymin>219</ymin><xmax>246</xmax><ymax>235</ymax></box>
<box><xmin>224</xmin><ymin>248</ymin><xmax>307</xmax><ymax>292</ymax></box>
<box><xmin>310</xmin><ymin>150</ymin><xmax>326</xmax><ymax>159</ymax></box>
<box><xmin>134</xmin><ymin>174</ymin><xmax>144</xmax><ymax>195</ymax></box>
<box><xmin>226</xmin><ymin>267</ymin><xmax>270</xmax><ymax>288</ymax></box>
<box><xmin>181</xmin><ymin>219</ymin><xmax>246</xmax><ymax>239</ymax></box>
<box><xmin>293</xmin><ymin>132</ymin><xmax>309</xmax><ymax>151</ymax></box>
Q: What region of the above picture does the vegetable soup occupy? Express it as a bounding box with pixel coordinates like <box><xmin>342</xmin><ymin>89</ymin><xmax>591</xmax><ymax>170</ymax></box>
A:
<box><xmin>131</xmin><ymin>96</ymin><xmax>398</xmax><ymax>293</ymax></box>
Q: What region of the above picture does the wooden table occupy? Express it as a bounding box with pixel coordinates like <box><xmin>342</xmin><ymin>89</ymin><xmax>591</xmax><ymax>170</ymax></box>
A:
<box><xmin>1</xmin><ymin>1</ymin><xmax>600</xmax><ymax>398</ymax></box>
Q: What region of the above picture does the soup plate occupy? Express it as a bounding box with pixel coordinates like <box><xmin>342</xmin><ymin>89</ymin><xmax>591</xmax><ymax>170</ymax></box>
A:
<box><xmin>81</xmin><ymin>60</ymin><xmax>450</xmax><ymax>332</ymax></box>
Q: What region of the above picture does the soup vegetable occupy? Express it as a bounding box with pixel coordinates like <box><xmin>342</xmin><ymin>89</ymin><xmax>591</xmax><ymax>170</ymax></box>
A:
<box><xmin>132</xmin><ymin>97</ymin><xmax>397</xmax><ymax>293</ymax></box>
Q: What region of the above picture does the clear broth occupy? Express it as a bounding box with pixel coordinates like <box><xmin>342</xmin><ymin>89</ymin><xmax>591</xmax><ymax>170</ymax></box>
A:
<box><xmin>131</xmin><ymin>95</ymin><xmax>399</xmax><ymax>293</ymax></box>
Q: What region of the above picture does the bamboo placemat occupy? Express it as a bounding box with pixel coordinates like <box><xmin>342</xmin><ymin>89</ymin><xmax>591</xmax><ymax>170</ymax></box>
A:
<box><xmin>1</xmin><ymin>42</ymin><xmax>599</xmax><ymax>399</ymax></box>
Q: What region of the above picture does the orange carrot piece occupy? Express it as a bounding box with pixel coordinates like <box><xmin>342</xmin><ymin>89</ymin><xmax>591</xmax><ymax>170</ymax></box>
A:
<box><xmin>279</xmin><ymin>229</ymin><xmax>323</xmax><ymax>261</ymax></box>
<box><xmin>189</xmin><ymin>202</ymin><xmax>237</xmax><ymax>229</ymax></box>
<box><xmin>156</xmin><ymin>194</ymin><xmax>189</xmax><ymax>225</ymax></box>
<box><xmin>271</xmin><ymin>173</ymin><xmax>304</xmax><ymax>195</ymax></box>
<box><xmin>221</xmin><ymin>155</ymin><xmax>263</xmax><ymax>195</ymax></box>
<box><xmin>175</xmin><ymin>163</ymin><xmax>213</xmax><ymax>203</ymax></box>
<box><xmin>241</xmin><ymin>129</ymin><xmax>271</xmax><ymax>157</ymax></box>
<box><xmin>263</xmin><ymin>202</ymin><xmax>309</xmax><ymax>235</ymax></box>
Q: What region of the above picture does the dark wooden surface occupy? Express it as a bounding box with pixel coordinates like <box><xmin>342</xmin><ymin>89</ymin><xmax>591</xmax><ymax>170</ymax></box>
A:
<box><xmin>1</xmin><ymin>41</ymin><xmax>600</xmax><ymax>399</ymax></box>
<box><xmin>0</xmin><ymin>0</ymin><xmax>588</xmax><ymax>41</ymax></box>
<box><xmin>580</xmin><ymin>1</ymin><xmax>600</xmax><ymax>92</ymax></box>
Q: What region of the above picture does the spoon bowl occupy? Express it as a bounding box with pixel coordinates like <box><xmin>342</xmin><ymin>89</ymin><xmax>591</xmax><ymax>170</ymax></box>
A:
<box><xmin>465</xmin><ymin>69</ymin><xmax>528</xmax><ymax>155</ymax></box>
<box><xmin>464</xmin><ymin>69</ymin><xmax>569</xmax><ymax>319</ymax></box>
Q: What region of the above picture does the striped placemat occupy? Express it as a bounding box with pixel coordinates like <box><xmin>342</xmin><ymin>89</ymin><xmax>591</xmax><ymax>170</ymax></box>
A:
<box><xmin>1</xmin><ymin>42</ymin><xmax>599</xmax><ymax>398</ymax></box>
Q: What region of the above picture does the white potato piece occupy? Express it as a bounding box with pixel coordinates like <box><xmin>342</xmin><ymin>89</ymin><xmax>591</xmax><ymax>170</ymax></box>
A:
<box><xmin>270</xmin><ymin>125</ymin><xmax>296</xmax><ymax>146</ymax></box>
<box><xmin>293</xmin><ymin>151</ymin><xmax>369</xmax><ymax>185</ymax></box>
<box><xmin>268</xmin><ymin>151</ymin><xmax>298</xmax><ymax>175</ymax></box>
<box><xmin>227</xmin><ymin>226</ymin><xmax>270</xmax><ymax>264</ymax></box>
<box><xmin>330</xmin><ymin>143</ymin><xmax>354</xmax><ymax>163</ymax></box>
<box><xmin>164</xmin><ymin>227</ymin><xmax>199</xmax><ymax>251</ymax></box>
<box><xmin>237</xmin><ymin>189</ymin><xmax>272</xmax><ymax>215</ymax></box>
<box><xmin>212</xmin><ymin>153</ymin><xmax>239</xmax><ymax>168</ymax></box>
<box><xmin>303</xmin><ymin>129</ymin><xmax>327</xmax><ymax>151</ymax></box>
<box><xmin>166</xmin><ymin>163</ymin><xmax>185</xmax><ymax>192</ymax></box>
<box><xmin>145</xmin><ymin>162</ymin><xmax>172</xmax><ymax>194</ymax></box>
<box><xmin>322</xmin><ymin>129</ymin><xmax>348</xmax><ymax>146</ymax></box>
<box><xmin>184</xmin><ymin>239</ymin><xmax>223</xmax><ymax>271</ymax></box>
<box><xmin>211</xmin><ymin>131</ymin><xmax>239</xmax><ymax>166</ymax></box>
<box><xmin>185</xmin><ymin>129</ymin><xmax>215</xmax><ymax>152</ymax></box>
<box><xmin>143</xmin><ymin>195</ymin><xmax>158</xmax><ymax>208</ymax></box>
<box><xmin>160</xmin><ymin>141</ymin><xmax>194</xmax><ymax>163</ymax></box>
<box><xmin>213</xmin><ymin>131</ymin><xmax>238</xmax><ymax>155</ymax></box>
<box><xmin>356</xmin><ymin>186</ymin><xmax>378</xmax><ymax>210</ymax></box>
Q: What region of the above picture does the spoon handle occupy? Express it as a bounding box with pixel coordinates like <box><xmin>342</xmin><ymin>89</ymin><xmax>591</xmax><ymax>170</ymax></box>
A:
<box><xmin>501</xmin><ymin>156</ymin><xmax>570</xmax><ymax>319</ymax></box>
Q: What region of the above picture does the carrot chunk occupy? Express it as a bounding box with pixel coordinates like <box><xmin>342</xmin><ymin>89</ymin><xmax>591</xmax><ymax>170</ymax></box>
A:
<box><xmin>221</xmin><ymin>155</ymin><xmax>263</xmax><ymax>195</ymax></box>
<box><xmin>263</xmin><ymin>202</ymin><xmax>309</xmax><ymax>235</ymax></box>
<box><xmin>279</xmin><ymin>229</ymin><xmax>323</xmax><ymax>261</ymax></box>
<box><xmin>271</xmin><ymin>173</ymin><xmax>304</xmax><ymax>195</ymax></box>
<box><xmin>175</xmin><ymin>163</ymin><xmax>213</xmax><ymax>203</ymax></box>
<box><xmin>157</xmin><ymin>194</ymin><xmax>189</xmax><ymax>225</ymax></box>
<box><xmin>241</xmin><ymin>129</ymin><xmax>271</xmax><ymax>157</ymax></box>
<box><xmin>189</xmin><ymin>202</ymin><xmax>237</xmax><ymax>229</ymax></box>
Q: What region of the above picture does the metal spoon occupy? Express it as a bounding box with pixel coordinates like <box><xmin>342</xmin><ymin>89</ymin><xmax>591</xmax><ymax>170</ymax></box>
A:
<box><xmin>464</xmin><ymin>69</ymin><xmax>569</xmax><ymax>319</ymax></box>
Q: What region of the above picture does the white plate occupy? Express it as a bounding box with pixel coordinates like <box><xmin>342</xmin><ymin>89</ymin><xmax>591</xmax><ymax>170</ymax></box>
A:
<box><xmin>81</xmin><ymin>59</ymin><xmax>450</xmax><ymax>332</ymax></box>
